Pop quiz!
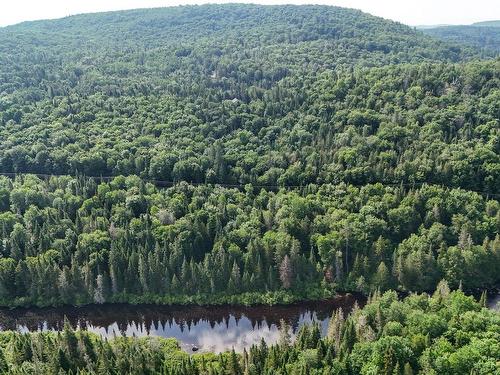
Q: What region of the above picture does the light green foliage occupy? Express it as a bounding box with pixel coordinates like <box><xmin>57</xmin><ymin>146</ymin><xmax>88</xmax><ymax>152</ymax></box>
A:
<box><xmin>422</xmin><ymin>25</ymin><xmax>500</xmax><ymax>55</ymax></box>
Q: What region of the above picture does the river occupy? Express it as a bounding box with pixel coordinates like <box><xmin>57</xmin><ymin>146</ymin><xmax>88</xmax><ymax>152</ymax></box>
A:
<box><xmin>0</xmin><ymin>294</ymin><xmax>362</xmax><ymax>353</ymax></box>
<box><xmin>2</xmin><ymin>292</ymin><xmax>497</xmax><ymax>353</ymax></box>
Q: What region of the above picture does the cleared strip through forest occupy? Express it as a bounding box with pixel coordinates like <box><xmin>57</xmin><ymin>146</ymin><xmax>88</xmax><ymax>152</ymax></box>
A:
<box><xmin>0</xmin><ymin>172</ymin><xmax>498</xmax><ymax>198</ymax></box>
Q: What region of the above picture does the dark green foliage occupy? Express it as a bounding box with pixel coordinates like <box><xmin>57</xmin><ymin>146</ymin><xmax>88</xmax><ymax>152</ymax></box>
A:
<box><xmin>0</xmin><ymin>5</ymin><xmax>495</xmax><ymax>192</ymax></box>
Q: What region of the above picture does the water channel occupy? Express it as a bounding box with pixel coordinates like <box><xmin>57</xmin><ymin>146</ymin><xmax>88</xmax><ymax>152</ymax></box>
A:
<box><xmin>1</xmin><ymin>292</ymin><xmax>497</xmax><ymax>353</ymax></box>
<box><xmin>0</xmin><ymin>294</ymin><xmax>362</xmax><ymax>353</ymax></box>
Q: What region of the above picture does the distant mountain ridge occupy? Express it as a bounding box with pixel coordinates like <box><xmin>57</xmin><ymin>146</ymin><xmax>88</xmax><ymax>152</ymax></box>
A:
<box><xmin>415</xmin><ymin>24</ymin><xmax>452</xmax><ymax>29</ymax></box>
<box><xmin>472</xmin><ymin>20</ymin><xmax>500</xmax><ymax>27</ymax></box>
<box><xmin>421</xmin><ymin>23</ymin><xmax>500</xmax><ymax>55</ymax></box>
<box><xmin>416</xmin><ymin>20</ymin><xmax>500</xmax><ymax>29</ymax></box>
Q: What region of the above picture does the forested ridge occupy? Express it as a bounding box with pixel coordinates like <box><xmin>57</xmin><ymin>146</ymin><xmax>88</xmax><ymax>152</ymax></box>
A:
<box><xmin>1</xmin><ymin>5</ymin><xmax>496</xmax><ymax>190</ymax></box>
<box><xmin>421</xmin><ymin>25</ymin><xmax>500</xmax><ymax>56</ymax></box>
<box><xmin>1</xmin><ymin>61</ymin><xmax>499</xmax><ymax>192</ymax></box>
<box><xmin>0</xmin><ymin>287</ymin><xmax>498</xmax><ymax>374</ymax></box>
<box><xmin>0</xmin><ymin>4</ymin><xmax>498</xmax><ymax>311</ymax></box>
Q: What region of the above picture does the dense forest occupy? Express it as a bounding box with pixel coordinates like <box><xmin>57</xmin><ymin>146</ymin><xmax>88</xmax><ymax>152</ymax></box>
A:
<box><xmin>0</xmin><ymin>61</ymin><xmax>499</xmax><ymax>192</ymax></box>
<box><xmin>0</xmin><ymin>175</ymin><xmax>498</xmax><ymax>307</ymax></box>
<box><xmin>0</xmin><ymin>6</ymin><xmax>497</xmax><ymax>192</ymax></box>
<box><xmin>421</xmin><ymin>24</ymin><xmax>500</xmax><ymax>56</ymax></box>
<box><xmin>0</xmin><ymin>286</ymin><xmax>498</xmax><ymax>374</ymax></box>
<box><xmin>0</xmin><ymin>4</ymin><xmax>498</xmax><ymax>310</ymax></box>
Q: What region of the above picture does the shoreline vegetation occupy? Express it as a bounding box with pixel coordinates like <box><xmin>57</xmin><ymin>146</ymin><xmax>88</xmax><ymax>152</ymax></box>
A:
<box><xmin>2</xmin><ymin>285</ymin><xmax>497</xmax><ymax>311</ymax></box>
<box><xmin>3</xmin><ymin>286</ymin><xmax>336</xmax><ymax>309</ymax></box>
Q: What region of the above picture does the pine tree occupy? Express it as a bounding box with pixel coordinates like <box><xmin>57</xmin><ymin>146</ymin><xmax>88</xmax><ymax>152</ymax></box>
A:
<box><xmin>373</xmin><ymin>261</ymin><xmax>391</xmax><ymax>291</ymax></box>
<box><xmin>267</xmin><ymin>265</ymin><xmax>276</xmax><ymax>291</ymax></box>
<box><xmin>227</xmin><ymin>348</ymin><xmax>241</xmax><ymax>375</ymax></box>
<box><xmin>327</xmin><ymin>308</ymin><xmax>345</xmax><ymax>353</ymax></box>
<box><xmin>138</xmin><ymin>254</ymin><xmax>149</xmax><ymax>293</ymax></box>
<box><xmin>334</xmin><ymin>251</ymin><xmax>344</xmax><ymax>283</ymax></box>
<box><xmin>228</xmin><ymin>261</ymin><xmax>241</xmax><ymax>293</ymax></box>
<box><xmin>479</xmin><ymin>290</ymin><xmax>487</xmax><ymax>308</ymax></box>
<box><xmin>0</xmin><ymin>348</ymin><xmax>7</xmax><ymax>373</ymax></box>
<box><xmin>350</xmin><ymin>254</ymin><xmax>362</xmax><ymax>280</ymax></box>
<box><xmin>374</xmin><ymin>236</ymin><xmax>388</xmax><ymax>259</ymax></box>
<box><xmin>171</xmin><ymin>274</ymin><xmax>181</xmax><ymax>294</ymax></box>
<box><xmin>180</xmin><ymin>257</ymin><xmax>191</xmax><ymax>289</ymax></box>
<box><xmin>458</xmin><ymin>227</ymin><xmax>473</xmax><ymax>250</ymax></box>
<box><xmin>62</xmin><ymin>317</ymin><xmax>79</xmax><ymax>366</ymax></box>
<box><xmin>340</xmin><ymin>319</ymin><xmax>356</xmax><ymax>356</ymax></box>
<box><xmin>278</xmin><ymin>319</ymin><xmax>291</xmax><ymax>347</ymax></box>
<box><xmin>308</xmin><ymin>324</ymin><xmax>321</xmax><ymax>348</ymax></box>
<box><xmin>403</xmin><ymin>363</ymin><xmax>414</xmax><ymax>375</ymax></box>
<box><xmin>433</xmin><ymin>279</ymin><xmax>450</xmax><ymax>303</ymax></box>
<box><xmin>58</xmin><ymin>266</ymin><xmax>72</xmax><ymax>303</ymax></box>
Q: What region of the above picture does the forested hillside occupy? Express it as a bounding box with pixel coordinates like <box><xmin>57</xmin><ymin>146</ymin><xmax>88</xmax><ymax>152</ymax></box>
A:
<box><xmin>0</xmin><ymin>5</ymin><xmax>498</xmax><ymax>308</ymax></box>
<box><xmin>422</xmin><ymin>25</ymin><xmax>500</xmax><ymax>56</ymax></box>
<box><xmin>0</xmin><ymin>61</ymin><xmax>499</xmax><ymax>192</ymax></box>
<box><xmin>473</xmin><ymin>20</ymin><xmax>500</xmax><ymax>27</ymax></box>
<box><xmin>0</xmin><ymin>287</ymin><xmax>498</xmax><ymax>374</ymax></box>
<box><xmin>0</xmin><ymin>5</ymin><xmax>494</xmax><ymax>187</ymax></box>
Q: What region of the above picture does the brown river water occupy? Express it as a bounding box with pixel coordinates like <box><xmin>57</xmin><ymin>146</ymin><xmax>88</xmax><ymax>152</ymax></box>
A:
<box><xmin>0</xmin><ymin>294</ymin><xmax>362</xmax><ymax>353</ymax></box>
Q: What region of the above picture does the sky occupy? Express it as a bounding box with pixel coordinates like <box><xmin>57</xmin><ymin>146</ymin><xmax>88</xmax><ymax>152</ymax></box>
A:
<box><xmin>0</xmin><ymin>0</ymin><xmax>499</xmax><ymax>27</ymax></box>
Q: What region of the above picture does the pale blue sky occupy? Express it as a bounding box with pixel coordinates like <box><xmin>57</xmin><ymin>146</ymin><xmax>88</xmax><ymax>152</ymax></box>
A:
<box><xmin>1</xmin><ymin>0</ymin><xmax>499</xmax><ymax>27</ymax></box>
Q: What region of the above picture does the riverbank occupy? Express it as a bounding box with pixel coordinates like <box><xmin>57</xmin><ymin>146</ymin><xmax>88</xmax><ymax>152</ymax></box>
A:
<box><xmin>2</xmin><ymin>284</ymin><xmax>498</xmax><ymax>310</ymax></box>
<box><xmin>107</xmin><ymin>287</ymin><xmax>338</xmax><ymax>307</ymax></box>
<box><xmin>1</xmin><ymin>285</ymin><xmax>338</xmax><ymax>309</ymax></box>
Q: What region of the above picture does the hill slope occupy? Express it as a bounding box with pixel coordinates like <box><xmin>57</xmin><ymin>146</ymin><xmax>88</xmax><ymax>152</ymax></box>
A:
<box><xmin>0</xmin><ymin>5</ymin><xmax>495</xmax><ymax>191</ymax></box>
<box><xmin>0</xmin><ymin>4</ymin><xmax>477</xmax><ymax>99</ymax></box>
<box><xmin>422</xmin><ymin>24</ymin><xmax>500</xmax><ymax>55</ymax></box>
<box><xmin>473</xmin><ymin>20</ymin><xmax>500</xmax><ymax>27</ymax></box>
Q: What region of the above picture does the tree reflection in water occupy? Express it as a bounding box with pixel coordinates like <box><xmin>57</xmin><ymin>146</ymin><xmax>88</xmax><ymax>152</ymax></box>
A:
<box><xmin>0</xmin><ymin>294</ymin><xmax>363</xmax><ymax>352</ymax></box>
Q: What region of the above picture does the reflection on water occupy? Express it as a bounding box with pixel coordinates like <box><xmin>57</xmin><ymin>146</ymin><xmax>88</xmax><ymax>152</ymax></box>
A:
<box><xmin>0</xmin><ymin>294</ymin><xmax>362</xmax><ymax>352</ymax></box>
<box><xmin>488</xmin><ymin>293</ymin><xmax>500</xmax><ymax>311</ymax></box>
